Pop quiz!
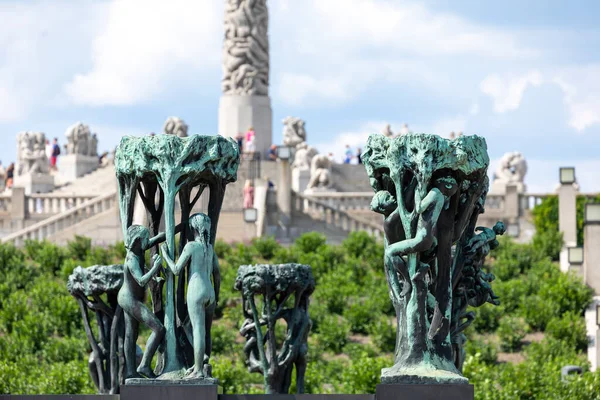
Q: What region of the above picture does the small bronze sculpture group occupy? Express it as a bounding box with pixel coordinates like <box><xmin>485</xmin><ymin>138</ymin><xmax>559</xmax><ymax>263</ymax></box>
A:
<box><xmin>69</xmin><ymin>132</ymin><xmax>503</xmax><ymax>393</ymax></box>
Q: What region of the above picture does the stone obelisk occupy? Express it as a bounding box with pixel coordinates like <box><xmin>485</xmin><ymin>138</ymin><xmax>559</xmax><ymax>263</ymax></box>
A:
<box><xmin>218</xmin><ymin>0</ymin><xmax>272</xmax><ymax>157</ymax></box>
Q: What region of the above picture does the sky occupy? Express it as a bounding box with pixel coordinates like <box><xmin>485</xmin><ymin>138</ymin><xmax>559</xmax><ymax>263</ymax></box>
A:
<box><xmin>0</xmin><ymin>0</ymin><xmax>599</xmax><ymax>193</ymax></box>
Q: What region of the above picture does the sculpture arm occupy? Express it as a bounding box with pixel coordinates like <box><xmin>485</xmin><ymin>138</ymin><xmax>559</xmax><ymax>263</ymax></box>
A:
<box><xmin>130</xmin><ymin>254</ymin><xmax>163</xmax><ymax>287</ymax></box>
<box><xmin>160</xmin><ymin>243</ymin><xmax>191</xmax><ymax>276</ymax></box>
<box><xmin>213</xmin><ymin>252</ymin><xmax>221</xmax><ymax>304</ymax></box>
<box><xmin>147</xmin><ymin>222</ymin><xmax>185</xmax><ymax>248</ymax></box>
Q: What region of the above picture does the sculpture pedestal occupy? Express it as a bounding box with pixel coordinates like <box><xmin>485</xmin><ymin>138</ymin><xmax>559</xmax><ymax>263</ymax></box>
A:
<box><xmin>120</xmin><ymin>383</ymin><xmax>220</xmax><ymax>400</ymax></box>
<box><xmin>58</xmin><ymin>154</ymin><xmax>99</xmax><ymax>183</ymax></box>
<box><xmin>218</xmin><ymin>94</ymin><xmax>272</xmax><ymax>158</ymax></box>
<box><xmin>13</xmin><ymin>173</ymin><xmax>55</xmax><ymax>195</ymax></box>
<box><xmin>292</xmin><ymin>168</ymin><xmax>310</xmax><ymax>192</ymax></box>
<box><xmin>376</xmin><ymin>384</ymin><xmax>474</xmax><ymax>400</ymax></box>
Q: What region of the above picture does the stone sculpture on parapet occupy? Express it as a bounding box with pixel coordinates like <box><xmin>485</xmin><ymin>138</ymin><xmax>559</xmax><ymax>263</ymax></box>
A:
<box><xmin>114</xmin><ymin>134</ymin><xmax>239</xmax><ymax>384</ymax></box>
<box><xmin>14</xmin><ymin>131</ymin><xmax>55</xmax><ymax>194</ymax></box>
<box><xmin>490</xmin><ymin>151</ymin><xmax>527</xmax><ymax>194</ymax></box>
<box><xmin>235</xmin><ymin>263</ymin><xmax>315</xmax><ymax>394</ymax></box>
<box><xmin>60</xmin><ymin>122</ymin><xmax>100</xmax><ymax>183</ymax></box>
<box><xmin>163</xmin><ymin>116</ymin><xmax>189</xmax><ymax>137</ymax></box>
<box><xmin>282</xmin><ymin>116</ymin><xmax>318</xmax><ymax>171</ymax></box>
<box><xmin>306</xmin><ymin>154</ymin><xmax>333</xmax><ymax>192</ymax></box>
<box><xmin>363</xmin><ymin>133</ymin><xmax>503</xmax><ymax>388</ymax></box>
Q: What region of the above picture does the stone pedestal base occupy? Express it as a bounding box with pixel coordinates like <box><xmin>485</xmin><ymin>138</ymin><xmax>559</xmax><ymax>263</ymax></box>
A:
<box><xmin>58</xmin><ymin>154</ymin><xmax>99</xmax><ymax>183</ymax></box>
<box><xmin>292</xmin><ymin>168</ymin><xmax>311</xmax><ymax>192</ymax></box>
<box><xmin>376</xmin><ymin>384</ymin><xmax>473</xmax><ymax>400</ymax></box>
<box><xmin>13</xmin><ymin>173</ymin><xmax>55</xmax><ymax>195</ymax></box>
<box><xmin>120</xmin><ymin>383</ymin><xmax>220</xmax><ymax>400</ymax></box>
<box><xmin>218</xmin><ymin>94</ymin><xmax>272</xmax><ymax>158</ymax></box>
<box><xmin>489</xmin><ymin>180</ymin><xmax>526</xmax><ymax>195</ymax></box>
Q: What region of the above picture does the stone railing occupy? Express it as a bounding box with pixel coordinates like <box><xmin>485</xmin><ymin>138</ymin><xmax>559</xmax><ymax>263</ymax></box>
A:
<box><xmin>27</xmin><ymin>193</ymin><xmax>98</xmax><ymax>215</ymax></box>
<box><xmin>0</xmin><ymin>194</ymin><xmax>10</xmax><ymax>213</ymax></box>
<box><xmin>2</xmin><ymin>191</ymin><xmax>118</xmax><ymax>247</ymax></box>
<box><xmin>292</xmin><ymin>191</ymin><xmax>383</xmax><ymax>239</ymax></box>
<box><xmin>485</xmin><ymin>194</ymin><xmax>504</xmax><ymax>210</ymax></box>
<box><xmin>302</xmin><ymin>192</ymin><xmax>373</xmax><ymax>210</ymax></box>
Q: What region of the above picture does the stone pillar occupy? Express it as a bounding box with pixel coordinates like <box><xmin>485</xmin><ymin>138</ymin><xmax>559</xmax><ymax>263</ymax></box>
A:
<box><xmin>292</xmin><ymin>168</ymin><xmax>311</xmax><ymax>192</ymax></box>
<box><xmin>585</xmin><ymin>296</ymin><xmax>600</xmax><ymax>372</ymax></box>
<box><xmin>558</xmin><ymin>180</ymin><xmax>578</xmax><ymax>272</ymax></box>
<box><xmin>10</xmin><ymin>187</ymin><xmax>26</xmax><ymax>231</ymax></box>
<box><xmin>584</xmin><ymin>222</ymin><xmax>600</xmax><ymax>293</ymax></box>
<box><xmin>58</xmin><ymin>154</ymin><xmax>99</xmax><ymax>183</ymax></box>
<box><xmin>504</xmin><ymin>183</ymin><xmax>520</xmax><ymax>222</ymax></box>
<box><xmin>218</xmin><ymin>0</ymin><xmax>272</xmax><ymax>157</ymax></box>
<box><xmin>277</xmin><ymin>159</ymin><xmax>292</xmax><ymax>236</ymax></box>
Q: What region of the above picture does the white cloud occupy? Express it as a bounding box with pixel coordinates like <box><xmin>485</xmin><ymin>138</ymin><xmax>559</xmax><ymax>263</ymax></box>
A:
<box><xmin>0</xmin><ymin>0</ymin><xmax>104</xmax><ymax>121</ymax></box>
<box><xmin>480</xmin><ymin>71</ymin><xmax>543</xmax><ymax>113</ymax></box>
<box><xmin>64</xmin><ymin>0</ymin><xmax>222</xmax><ymax>106</ymax></box>
<box><xmin>272</xmin><ymin>0</ymin><xmax>533</xmax><ymax>107</ymax></box>
<box><xmin>312</xmin><ymin>121</ymin><xmax>390</xmax><ymax>161</ymax></box>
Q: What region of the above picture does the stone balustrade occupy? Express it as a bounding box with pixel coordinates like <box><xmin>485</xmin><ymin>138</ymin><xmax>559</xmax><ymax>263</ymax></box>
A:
<box><xmin>292</xmin><ymin>191</ymin><xmax>383</xmax><ymax>239</ymax></box>
<box><xmin>26</xmin><ymin>193</ymin><xmax>98</xmax><ymax>215</ymax></box>
<box><xmin>302</xmin><ymin>192</ymin><xmax>373</xmax><ymax>210</ymax></box>
<box><xmin>2</xmin><ymin>191</ymin><xmax>117</xmax><ymax>246</ymax></box>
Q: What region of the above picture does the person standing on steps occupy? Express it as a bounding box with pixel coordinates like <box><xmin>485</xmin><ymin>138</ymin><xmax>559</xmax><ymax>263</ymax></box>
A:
<box><xmin>50</xmin><ymin>137</ymin><xmax>61</xmax><ymax>172</ymax></box>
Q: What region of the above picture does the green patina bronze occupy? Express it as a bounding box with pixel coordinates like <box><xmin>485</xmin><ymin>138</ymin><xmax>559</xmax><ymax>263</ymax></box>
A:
<box><xmin>363</xmin><ymin>133</ymin><xmax>503</xmax><ymax>384</ymax></box>
<box><xmin>114</xmin><ymin>134</ymin><xmax>239</xmax><ymax>382</ymax></box>
<box><xmin>234</xmin><ymin>264</ymin><xmax>315</xmax><ymax>394</ymax></box>
<box><xmin>67</xmin><ymin>264</ymin><xmax>127</xmax><ymax>394</ymax></box>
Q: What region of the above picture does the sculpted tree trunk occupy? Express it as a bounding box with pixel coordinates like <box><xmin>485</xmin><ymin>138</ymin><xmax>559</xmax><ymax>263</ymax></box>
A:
<box><xmin>363</xmin><ymin>133</ymin><xmax>504</xmax><ymax>384</ymax></box>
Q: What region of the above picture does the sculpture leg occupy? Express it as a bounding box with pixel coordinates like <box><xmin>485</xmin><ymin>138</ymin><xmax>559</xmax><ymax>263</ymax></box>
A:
<box><xmin>295</xmin><ymin>352</ymin><xmax>307</xmax><ymax>394</ymax></box>
<box><xmin>124</xmin><ymin>314</ymin><xmax>140</xmax><ymax>379</ymax></box>
<box><xmin>188</xmin><ymin>307</ymin><xmax>206</xmax><ymax>378</ymax></box>
<box><xmin>134</xmin><ymin>305</ymin><xmax>166</xmax><ymax>378</ymax></box>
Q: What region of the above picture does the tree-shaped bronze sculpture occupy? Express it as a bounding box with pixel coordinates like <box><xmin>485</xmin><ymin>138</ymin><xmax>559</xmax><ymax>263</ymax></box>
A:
<box><xmin>362</xmin><ymin>133</ymin><xmax>503</xmax><ymax>384</ymax></box>
<box><xmin>234</xmin><ymin>264</ymin><xmax>315</xmax><ymax>394</ymax></box>
<box><xmin>114</xmin><ymin>134</ymin><xmax>239</xmax><ymax>381</ymax></box>
<box><xmin>67</xmin><ymin>264</ymin><xmax>127</xmax><ymax>394</ymax></box>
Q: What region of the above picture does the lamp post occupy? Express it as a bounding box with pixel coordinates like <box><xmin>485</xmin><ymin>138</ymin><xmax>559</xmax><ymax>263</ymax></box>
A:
<box><xmin>243</xmin><ymin>207</ymin><xmax>258</xmax><ymax>223</ymax></box>
<box><xmin>584</xmin><ymin>203</ymin><xmax>600</xmax><ymax>294</ymax></box>
<box><xmin>568</xmin><ymin>246</ymin><xmax>584</xmax><ymax>265</ymax></box>
<box><xmin>585</xmin><ymin>203</ymin><xmax>600</xmax><ymax>224</ymax></box>
<box><xmin>558</xmin><ymin>167</ymin><xmax>577</xmax><ymax>273</ymax></box>
<box><xmin>559</xmin><ymin>167</ymin><xmax>576</xmax><ymax>185</ymax></box>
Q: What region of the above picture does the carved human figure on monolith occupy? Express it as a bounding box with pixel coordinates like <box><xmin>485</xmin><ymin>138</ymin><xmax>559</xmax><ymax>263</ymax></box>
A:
<box><xmin>363</xmin><ymin>133</ymin><xmax>503</xmax><ymax>384</ymax></box>
<box><xmin>235</xmin><ymin>263</ymin><xmax>315</xmax><ymax>394</ymax></box>
<box><xmin>161</xmin><ymin>212</ymin><xmax>219</xmax><ymax>379</ymax></box>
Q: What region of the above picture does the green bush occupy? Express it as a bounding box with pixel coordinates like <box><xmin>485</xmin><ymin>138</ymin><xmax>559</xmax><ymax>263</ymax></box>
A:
<box><xmin>368</xmin><ymin>316</ymin><xmax>396</xmax><ymax>353</ymax></box>
<box><xmin>344</xmin><ymin>298</ymin><xmax>377</xmax><ymax>334</ymax></box>
<box><xmin>293</xmin><ymin>232</ymin><xmax>327</xmax><ymax>253</ymax></box>
<box><xmin>497</xmin><ymin>316</ymin><xmax>527</xmax><ymax>352</ymax></box>
<box><xmin>315</xmin><ymin>315</ymin><xmax>350</xmax><ymax>353</ymax></box>
<box><xmin>545</xmin><ymin>311</ymin><xmax>589</xmax><ymax>351</ymax></box>
<box><xmin>472</xmin><ymin>304</ymin><xmax>504</xmax><ymax>333</ymax></box>
<box><xmin>532</xmin><ymin>229</ymin><xmax>563</xmax><ymax>261</ymax></box>
<box><xmin>465</xmin><ymin>337</ymin><xmax>498</xmax><ymax>364</ymax></box>
<box><xmin>521</xmin><ymin>295</ymin><xmax>556</xmax><ymax>331</ymax></box>
<box><xmin>66</xmin><ymin>236</ymin><xmax>91</xmax><ymax>261</ymax></box>
<box><xmin>211</xmin><ymin>323</ymin><xmax>238</xmax><ymax>354</ymax></box>
<box><xmin>338</xmin><ymin>352</ymin><xmax>391</xmax><ymax>394</ymax></box>
<box><xmin>250</xmin><ymin>236</ymin><xmax>280</xmax><ymax>260</ymax></box>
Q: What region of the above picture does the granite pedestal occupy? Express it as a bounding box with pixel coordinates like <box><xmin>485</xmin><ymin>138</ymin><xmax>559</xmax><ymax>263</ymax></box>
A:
<box><xmin>13</xmin><ymin>173</ymin><xmax>55</xmax><ymax>195</ymax></box>
<box><xmin>292</xmin><ymin>169</ymin><xmax>310</xmax><ymax>192</ymax></box>
<box><xmin>120</xmin><ymin>383</ymin><xmax>220</xmax><ymax>400</ymax></box>
<box><xmin>59</xmin><ymin>154</ymin><xmax>99</xmax><ymax>183</ymax></box>
<box><xmin>218</xmin><ymin>95</ymin><xmax>272</xmax><ymax>158</ymax></box>
<box><xmin>376</xmin><ymin>384</ymin><xmax>473</xmax><ymax>400</ymax></box>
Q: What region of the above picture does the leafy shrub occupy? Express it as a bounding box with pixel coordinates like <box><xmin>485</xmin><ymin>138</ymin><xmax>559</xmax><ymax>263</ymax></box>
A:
<box><xmin>86</xmin><ymin>246</ymin><xmax>112</xmax><ymax>266</ymax></box>
<box><xmin>465</xmin><ymin>337</ymin><xmax>498</xmax><ymax>364</ymax></box>
<box><xmin>521</xmin><ymin>295</ymin><xmax>556</xmax><ymax>331</ymax></box>
<box><xmin>211</xmin><ymin>323</ymin><xmax>238</xmax><ymax>354</ymax></box>
<box><xmin>368</xmin><ymin>316</ymin><xmax>396</xmax><ymax>353</ymax></box>
<box><xmin>532</xmin><ymin>229</ymin><xmax>563</xmax><ymax>261</ymax></box>
<box><xmin>472</xmin><ymin>304</ymin><xmax>504</xmax><ymax>333</ymax></box>
<box><xmin>338</xmin><ymin>352</ymin><xmax>391</xmax><ymax>394</ymax></box>
<box><xmin>344</xmin><ymin>298</ymin><xmax>377</xmax><ymax>334</ymax></box>
<box><xmin>315</xmin><ymin>315</ymin><xmax>350</xmax><ymax>353</ymax></box>
<box><xmin>250</xmin><ymin>236</ymin><xmax>280</xmax><ymax>260</ymax></box>
<box><xmin>66</xmin><ymin>236</ymin><xmax>91</xmax><ymax>261</ymax></box>
<box><xmin>545</xmin><ymin>311</ymin><xmax>589</xmax><ymax>351</ymax></box>
<box><xmin>293</xmin><ymin>232</ymin><xmax>327</xmax><ymax>253</ymax></box>
<box><xmin>214</xmin><ymin>239</ymin><xmax>232</xmax><ymax>258</ymax></box>
<box><xmin>497</xmin><ymin>316</ymin><xmax>527</xmax><ymax>352</ymax></box>
<box><xmin>37</xmin><ymin>242</ymin><xmax>65</xmax><ymax>274</ymax></box>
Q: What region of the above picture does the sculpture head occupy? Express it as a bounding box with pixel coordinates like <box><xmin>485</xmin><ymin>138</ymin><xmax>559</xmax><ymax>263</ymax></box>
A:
<box><xmin>189</xmin><ymin>213</ymin><xmax>211</xmax><ymax>244</ymax></box>
<box><xmin>282</xmin><ymin>116</ymin><xmax>306</xmax><ymax>147</ymax></box>
<box><xmin>163</xmin><ymin>117</ymin><xmax>188</xmax><ymax>138</ymax></box>
<box><xmin>125</xmin><ymin>225</ymin><xmax>150</xmax><ymax>252</ymax></box>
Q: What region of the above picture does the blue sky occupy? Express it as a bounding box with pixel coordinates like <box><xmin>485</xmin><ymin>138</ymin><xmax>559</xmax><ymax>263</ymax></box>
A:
<box><xmin>0</xmin><ymin>0</ymin><xmax>599</xmax><ymax>192</ymax></box>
